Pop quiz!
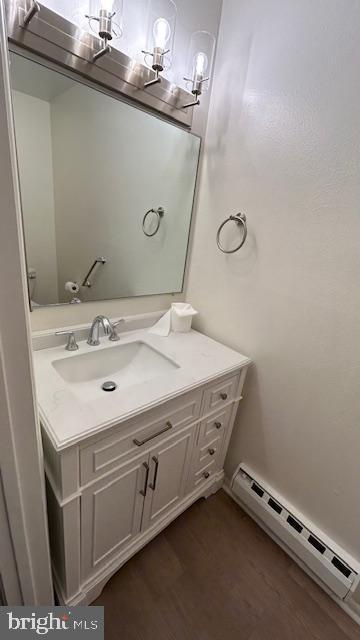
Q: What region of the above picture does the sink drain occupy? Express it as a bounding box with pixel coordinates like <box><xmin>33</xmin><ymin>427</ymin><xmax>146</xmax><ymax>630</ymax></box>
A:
<box><xmin>102</xmin><ymin>381</ymin><xmax>117</xmax><ymax>392</ymax></box>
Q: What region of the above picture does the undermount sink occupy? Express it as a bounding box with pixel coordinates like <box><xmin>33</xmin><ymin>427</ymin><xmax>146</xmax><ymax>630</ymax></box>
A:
<box><xmin>52</xmin><ymin>341</ymin><xmax>179</xmax><ymax>393</ymax></box>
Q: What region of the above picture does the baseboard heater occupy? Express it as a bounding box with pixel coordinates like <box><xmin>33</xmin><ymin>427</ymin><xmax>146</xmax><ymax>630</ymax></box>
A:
<box><xmin>231</xmin><ymin>465</ymin><xmax>358</xmax><ymax>599</ymax></box>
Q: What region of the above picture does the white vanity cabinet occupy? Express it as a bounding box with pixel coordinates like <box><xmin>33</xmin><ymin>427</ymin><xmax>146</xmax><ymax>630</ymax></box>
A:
<box><xmin>42</xmin><ymin>366</ymin><xmax>249</xmax><ymax>605</ymax></box>
<box><xmin>81</xmin><ymin>422</ymin><xmax>196</xmax><ymax>581</ymax></box>
<box><xmin>140</xmin><ymin>423</ymin><xmax>196</xmax><ymax>530</ymax></box>
<box><xmin>81</xmin><ymin>452</ymin><xmax>149</xmax><ymax>581</ymax></box>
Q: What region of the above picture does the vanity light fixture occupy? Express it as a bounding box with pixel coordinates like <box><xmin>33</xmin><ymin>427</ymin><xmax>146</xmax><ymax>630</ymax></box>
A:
<box><xmin>142</xmin><ymin>0</ymin><xmax>177</xmax><ymax>88</ymax></box>
<box><xmin>81</xmin><ymin>0</ymin><xmax>124</xmax><ymax>62</ymax></box>
<box><xmin>22</xmin><ymin>1</ymin><xmax>40</xmax><ymax>26</ymax></box>
<box><xmin>183</xmin><ymin>31</ymin><xmax>216</xmax><ymax>108</ymax></box>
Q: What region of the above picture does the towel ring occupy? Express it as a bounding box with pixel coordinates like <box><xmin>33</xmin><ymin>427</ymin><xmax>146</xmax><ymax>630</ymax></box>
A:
<box><xmin>142</xmin><ymin>207</ymin><xmax>165</xmax><ymax>237</ymax></box>
<box><xmin>216</xmin><ymin>213</ymin><xmax>247</xmax><ymax>254</ymax></box>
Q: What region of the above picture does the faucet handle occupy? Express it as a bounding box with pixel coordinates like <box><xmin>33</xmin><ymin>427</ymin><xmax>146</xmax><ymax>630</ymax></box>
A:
<box><xmin>55</xmin><ymin>330</ymin><xmax>79</xmax><ymax>351</ymax></box>
<box><xmin>109</xmin><ymin>318</ymin><xmax>125</xmax><ymax>342</ymax></box>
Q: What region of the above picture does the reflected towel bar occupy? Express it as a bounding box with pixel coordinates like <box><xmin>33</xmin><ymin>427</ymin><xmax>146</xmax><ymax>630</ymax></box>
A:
<box><xmin>142</xmin><ymin>207</ymin><xmax>165</xmax><ymax>237</ymax></box>
<box><xmin>81</xmin><ymin>257</ymin><xmax>107</xmax><ymax>287</ymax></box>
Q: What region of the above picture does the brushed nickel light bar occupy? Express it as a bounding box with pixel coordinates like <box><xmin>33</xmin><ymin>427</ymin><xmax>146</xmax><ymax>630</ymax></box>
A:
<box><xmin>6</xmin><ymin>0</ymin><xmax>194</xmax><ymax>128</ymax></box>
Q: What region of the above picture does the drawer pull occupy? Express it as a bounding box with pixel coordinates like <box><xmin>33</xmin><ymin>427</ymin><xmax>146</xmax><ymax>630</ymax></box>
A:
<box><xmin>140</xmin><ymin>462</ymin><xmax>150</xmax><ymax>497</ymax></box>
<box><xmin>133</xmin><ymin>421</ymin><xmax>173</xmax><ymax>446</ymax></box>
<box><xmin>220</xmin><ymin>392</ymin><xmax>228</xmax><ymax>400</ymax></box>
<box><xmin>215</xmin><ymin>421</ymin><xmax>222</xmax><ymax>429</ymax></box>
<box><xmin>208</xmin><ymin>448</ymin><xmax>215</xmax><ymax>456</ymax></box>
<box><xmin>203</xmin><ymin>471</ymin><xmax>210</xmax><ymax>479</ymax></box>
<box><xmin>149</xmin><ymin>456</ymin><xmax>159</xmax><ymax>491</ymax></box>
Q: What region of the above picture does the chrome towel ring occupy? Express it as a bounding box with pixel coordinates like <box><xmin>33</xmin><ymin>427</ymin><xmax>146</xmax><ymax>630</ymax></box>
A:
<box><xmin>216</xmin><ymin>212</ymin><xmax>247</xmax><ymax>254</ymax></box>
<box><xmin>142</xmin><ymin>207</ymin><xmax>165</xmax><ymax>237</ymax></box>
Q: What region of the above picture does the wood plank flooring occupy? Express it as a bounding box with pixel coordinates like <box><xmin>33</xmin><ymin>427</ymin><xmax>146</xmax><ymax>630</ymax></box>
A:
<box><xmin>94</xmin><ymin>490</ymin><xmax>359</xmax><ymax>639</ymax></box>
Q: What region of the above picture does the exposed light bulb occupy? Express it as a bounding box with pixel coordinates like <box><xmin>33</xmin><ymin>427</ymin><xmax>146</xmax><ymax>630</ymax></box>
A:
<box><xmin>100</xmin><ymin>0</ymin><xmax>114</xmax><ymax>10</ymax></box>
<box><xmin>182</xmin><ymin>32</ymin><xmax>215</xmax><ymax>108</ymax></box>
<box><xmin>153</xmin><ymin>17</ymin><xmax>171</xmax><ymax>50</ymax></box>
<box><xmin>194</xmin><ymin>51</ymin><xmax>208</xmax><ymax>77</ymax></box>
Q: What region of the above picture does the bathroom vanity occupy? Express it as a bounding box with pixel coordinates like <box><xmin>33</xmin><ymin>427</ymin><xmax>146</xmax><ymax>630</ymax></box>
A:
<box><xmin>34</xmin><ymin>319</ymin><xmax>250</xmax><ymax>605</ymax></box>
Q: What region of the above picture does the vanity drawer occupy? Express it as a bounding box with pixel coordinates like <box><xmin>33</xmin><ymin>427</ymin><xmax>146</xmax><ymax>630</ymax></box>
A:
<box><xmin>198</xmin><ymin>404</ymin><xmax>234</xmax><ymax>445</ymax></box>
<box><xmin>190</xmin><ymin>431</ymin><xmax>226</xmax><ymax>492</ymax></box>
<box><xmin>202</xmin><ymin>374</ymin><xmax>240</xmax><ymax>414</ymax></box>
<box><xmin>192</xmin><ymin>459</ymin><xmax>218</xmax><ymax>489</ymax></box>
<box><xmin>196</xmin><ymin>434</ymin><xmax>223</xmax><ymax>468</ymax></box>
<box><xmin>80</xmin><ymin>390</ymin><xmax>202</xmax><ymax>486</ymax></box>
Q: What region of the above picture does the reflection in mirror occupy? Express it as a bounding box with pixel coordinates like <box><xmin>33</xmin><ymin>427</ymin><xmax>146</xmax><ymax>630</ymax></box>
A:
<box><xmin>10</xmin><ymin>53</ymin><xmax>200</xmax><ymax>308</ymax></box>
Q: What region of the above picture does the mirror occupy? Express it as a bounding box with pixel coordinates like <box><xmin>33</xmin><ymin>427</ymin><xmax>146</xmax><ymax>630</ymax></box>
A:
<box><xmin>10</xmin><ymin>53</ymin><xmax>200</xmax><ymax>308</ymax></box>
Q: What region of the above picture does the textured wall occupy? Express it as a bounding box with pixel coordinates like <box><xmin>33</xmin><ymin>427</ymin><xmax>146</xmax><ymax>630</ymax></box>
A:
<box><xmin>187</xmin><ymin>0</ymin><xmax>360</xmax><ymax>562</ymax></box>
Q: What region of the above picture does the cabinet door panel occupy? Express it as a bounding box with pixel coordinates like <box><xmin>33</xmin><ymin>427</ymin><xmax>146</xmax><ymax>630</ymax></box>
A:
<box><xmin>81</xmin><ymin>453</ymin><xmax>148</xmax><ymax>580</ymax></box>
<box><xmin>142</xmin><ymin>425</ymin><xmax>195</xmax><ymax>530</ymax></box>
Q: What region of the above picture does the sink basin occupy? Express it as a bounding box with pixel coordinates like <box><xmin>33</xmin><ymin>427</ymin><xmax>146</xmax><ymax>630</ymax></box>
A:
<box><xmin>33</xmin><ymin>326</ymin><xmax>251</xmax><ymax>449</ymax></box>
<box><xmin>52</xmin><ymin>341</ymin><xmax>179</xmax><ymax>394</ymax></box>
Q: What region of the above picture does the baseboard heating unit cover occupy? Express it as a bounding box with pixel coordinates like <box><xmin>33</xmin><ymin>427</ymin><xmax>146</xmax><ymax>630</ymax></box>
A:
<box><xmin>230</xmin><ymin>464</ymin><xmax>359</xmax><ymax>600</ymax></box>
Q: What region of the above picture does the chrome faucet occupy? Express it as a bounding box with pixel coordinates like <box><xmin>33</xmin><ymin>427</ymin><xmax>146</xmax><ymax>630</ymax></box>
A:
<box><xmin>87</xmin><ymin>315</ymin><xmax>124</xmax><ymax>346</ymax></box>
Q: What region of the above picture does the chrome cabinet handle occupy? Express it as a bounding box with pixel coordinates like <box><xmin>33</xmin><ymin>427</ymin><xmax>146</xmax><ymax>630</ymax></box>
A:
<box><xmin>215</xmin><ymin>421</ymin><xmax>222</xmax><ymax>429</ymax></box>
<box><xmin>220</xmin><ymin>392</ymin><xmax>228</xmax><ymax>400</ymax></box>
<box><xmin>149</xmin><ymin>457</ymin><xmax>159</xmax><ymax>491</ymax></box>
<box><xmin>208</xmin><ymin>448</ymin><xmax>215</xmax><ymax>456</ymax></box>
<box><xmin>133</xmin><ymin>421</ymin><xmax>173</xmax><ymax>447</ymax></box>
<box><xmin>140</xmin><ymin>462</ymin><xmax>150</xmax><ymax>497</ymax></box>
<box><xmin>55</xmin><ymin>330</ymin><xmax>79</xmax><ymax>351</ymax></box>
<box><xmin>203</xmin><ymin>471</ymin><xmax>210</xmax><ymax>479</ymax></box>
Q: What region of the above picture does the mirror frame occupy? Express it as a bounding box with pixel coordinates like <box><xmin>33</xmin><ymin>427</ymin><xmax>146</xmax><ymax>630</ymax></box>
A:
<box><xmin>10</xmin><ymin>47</ymin><xmax>202</xmax><ymax>309</ymax></box>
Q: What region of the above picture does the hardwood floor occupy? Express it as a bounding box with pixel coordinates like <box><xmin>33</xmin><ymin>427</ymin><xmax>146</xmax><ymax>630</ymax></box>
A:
<box><xmin>94</xmin><ymin>490</ymin><xmax>359</xmax><ymax>639</ymax></box>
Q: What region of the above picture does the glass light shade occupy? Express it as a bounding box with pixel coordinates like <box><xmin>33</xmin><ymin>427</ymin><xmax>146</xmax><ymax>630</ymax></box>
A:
<box><xmin>71</xmin><ymin>1</ymin><xmax>90</xmax><ymax>32</ymax></box>
<box><xmin>72</xmin><ymin>0</ymin><xmax>123</xmax><ymax>40</ymax></box>
<box><xmin>186</xmin><ymin>30</ymin><xmax>216</xmax><ymax>92</ymax></box>
<box><xmin>146</xmin><ymin>0</ymin><xmax>176</xmax><ymax>56</ymax></box>
<box><xmin>100</xmin><ymin>0</ymin><xmax>114</xmax><ymax>10</ymax></box>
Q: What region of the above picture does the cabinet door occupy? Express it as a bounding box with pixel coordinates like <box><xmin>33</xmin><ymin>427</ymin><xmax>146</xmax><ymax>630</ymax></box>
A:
<box><xmin>141</xmin><ymin>424</ymin><xmax>196</xmax><ymax>531</ymax></box>
<box><xmin>81</xmin><ymin>453</ymin><xmax>149</xmax><ymax>580</ymax></box>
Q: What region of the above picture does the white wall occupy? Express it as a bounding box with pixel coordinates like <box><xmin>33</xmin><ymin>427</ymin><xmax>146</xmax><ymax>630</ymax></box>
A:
<box><xmin>30</xmin><ymin>0</ymin><xmax>222</xmax><ymax>330</ymax></box>
<box><xmin>12</xmin><ymin>91</ymin><xmax>58</xmax><ymax>305</ymax></box>
<box><xmin>187</xmin><ymin>0</ymin><xmax>360</xmax><ymax>566</ymax></box>
<box><xmin>50</xmin><ymin>84</ymin><xmax>199</xmax><ymax>303</ymax></box>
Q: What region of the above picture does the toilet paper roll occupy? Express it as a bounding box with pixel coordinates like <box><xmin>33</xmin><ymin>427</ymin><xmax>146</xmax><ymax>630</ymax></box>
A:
<box><xmin>65</xmin><ymin>281</ymin><xmax>79</xmax><ymax>294</ymax></box>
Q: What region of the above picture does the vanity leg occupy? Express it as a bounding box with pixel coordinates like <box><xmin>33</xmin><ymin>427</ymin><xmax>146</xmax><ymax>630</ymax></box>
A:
<box><xmin>203</xmin><ymin>473</ymin><xmax>224</xmax><ymax>499</ymax></box>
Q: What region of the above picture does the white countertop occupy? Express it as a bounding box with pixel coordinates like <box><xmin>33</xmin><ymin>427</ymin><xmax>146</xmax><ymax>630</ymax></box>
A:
<box><xmin>33</xmin><ymin>328</ymin><xmax>251</xmax><ymax>451</ymax></box>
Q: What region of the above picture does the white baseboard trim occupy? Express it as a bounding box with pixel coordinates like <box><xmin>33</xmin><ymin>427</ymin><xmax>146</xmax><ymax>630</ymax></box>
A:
<box><xmin>223</xmin><ymin>483</ymin><xmax>360</xmax><ymax>627</ymax></box>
